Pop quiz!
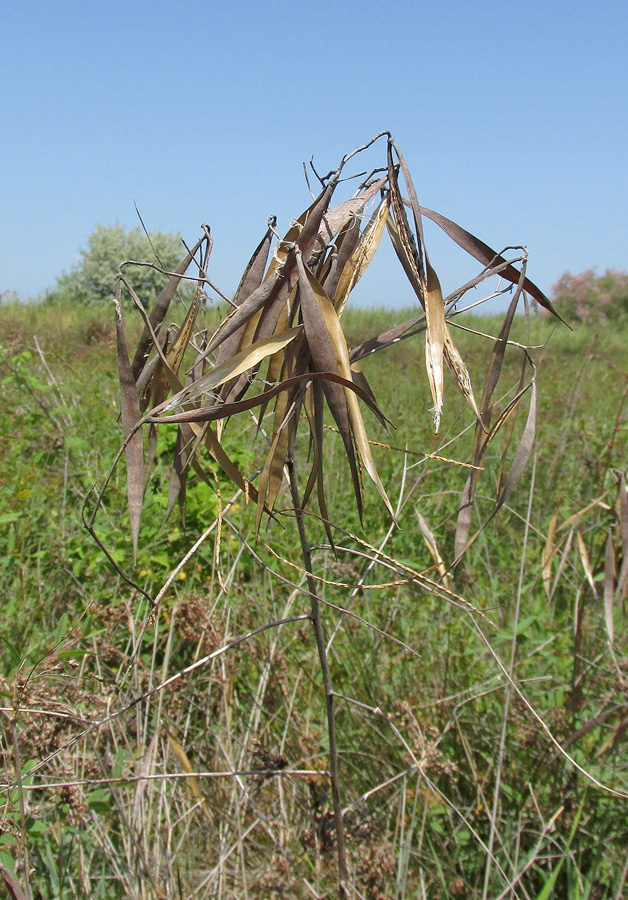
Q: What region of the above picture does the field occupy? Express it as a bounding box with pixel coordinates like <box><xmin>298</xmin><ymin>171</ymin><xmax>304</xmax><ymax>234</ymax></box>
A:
<box><xmin>1</xmin><ymin>299</ymin><xmax>627</xmax><ymax>899</ymax></box>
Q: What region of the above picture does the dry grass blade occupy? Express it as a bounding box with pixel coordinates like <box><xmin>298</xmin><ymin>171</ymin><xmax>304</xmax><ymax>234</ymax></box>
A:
<box><xmin>415</xmin><ymin>508</ymin><xmax>450</xmax><ymax>589</ymax></box>
<box><xmin>595</xmin><ymin>714</ymin><xmax>628</xmax><ymax>758</ymax></box>
<box><xmin>114</xmin><ymin>280</ymin><xmax>143</xmax><ymax>563</ymax></box>
<box><xmin>166</xmin><ymin>730</ymin><xmax>213</xmax><ymax>822</ymax></box>
<box><xmin>557</xmin><ymin>492</ymin><xmax>613</xmax><ymax>532</ymax></box>
<box><xmin>604</xmin><ymin>529</ymin><xmax>615</xmax><ymax>645</ymax></box>
<box><xmin>543</xmin><ymin>510</ymin><xmax>559</xmax><ymax>598</ymax></box>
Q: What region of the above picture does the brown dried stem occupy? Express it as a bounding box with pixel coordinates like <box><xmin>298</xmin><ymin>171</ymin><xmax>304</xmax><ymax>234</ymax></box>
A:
<box><xmin>285</xmin><ymin>432</ymin><xmax>350</xmax><ymax>898</ymax></box>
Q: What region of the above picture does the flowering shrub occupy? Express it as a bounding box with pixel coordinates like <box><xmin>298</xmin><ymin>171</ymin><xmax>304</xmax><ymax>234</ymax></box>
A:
<box><xmin>550</xmin><ymin>268</ymin><xmax>628</xmax><ymax>324</ymax></box>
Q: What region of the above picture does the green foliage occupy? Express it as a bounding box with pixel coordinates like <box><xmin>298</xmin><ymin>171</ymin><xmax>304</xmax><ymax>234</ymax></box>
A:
<box><xmin>49</xmin><ymin>223</ymin><xmax>191</xmax><ymax>306</ymax></box>
<box><xmin>1</xmin><ymin>298</ymin><xmax>627</xmax><ymax>898</ymax></box>
<box><xmin>550</xmin><ymin>267</ymin><xmax>628</xmax><ymax>324</ymax></box>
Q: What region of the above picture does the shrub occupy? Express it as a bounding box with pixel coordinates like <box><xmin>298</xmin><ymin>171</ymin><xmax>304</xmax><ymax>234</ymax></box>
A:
<box><xmin>551</xmin><ymin>267</ymin><xmax>628</xmax><ymax>324</ymax></box>
<box><xmin>49</xmin><ymin>223</ymin><xmax>192</xmax><ymax>306</ymax></box>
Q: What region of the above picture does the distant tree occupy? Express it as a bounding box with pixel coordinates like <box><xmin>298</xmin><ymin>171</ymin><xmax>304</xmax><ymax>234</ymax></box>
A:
<box><xmin>550</xmin><ymin>268</ymin><xmax>628</xmax><ymax>324</ymax></box>
<box><xmin>49</xmin><ymin>224</ymin><xmax>191</xmax><ymax>306</ymax></box>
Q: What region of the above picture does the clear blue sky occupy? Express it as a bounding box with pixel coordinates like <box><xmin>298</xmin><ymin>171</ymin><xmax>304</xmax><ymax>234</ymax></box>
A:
<box><xmin>2</xmin><ymin>0</ymin><xmax>627</xmax><ymax>310</ymax></box>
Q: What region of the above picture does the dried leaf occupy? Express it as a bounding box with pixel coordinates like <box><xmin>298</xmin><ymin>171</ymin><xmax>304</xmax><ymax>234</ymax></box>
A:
<box><xmin>161</xmin><ymin>327</ymin><xmax>303</xmax><ymax>411</ymax></box>
<box><xmin>204</xmin><ymin>179</ymin><xmax>339</xmax><ymax>358</ymax></box>
<box><xmin>415</xmin><ymin>508</ymin><xmax>450</xmax><ymax>589</ymax></box>
<box><xmin>551</xmin><ymin>528</ymin><xmax>574</xmax><ymax>599</ymax></box>
<box><xmin>493</xmin><ymin>377</ymin><xmax>537</xmax><ymax>515</ymax></box>
<box><xmin>149</xmin><ymin>370</ymin><xmax>383</xmax><ymax>428</ymax></box>
<box><xmin>166</xmin><ymin>730</ymin><xmax>212</xmax><ymax>821</ymax></box>
<box><xmin>297</xmin><ymin>251</ymin><xmax>393</xmax><ymax>518</ymax></box>
<box><xmin>296</xmin><ymin>249</ymin><xmax>362</xmax><ymax>518</ymax></box>
<box><xmin>595</xmin><ymin>714</ymin><xmax>628</xmax><ymax>757</ymax></box>
<box><xmin>557</xmin><ymin>492</ymin><xmax>613</xmax><ymax>532</ymax></box>
<box><xmin>577</xmin><ymin>530</ymin><xmax>597</xmax><ymax>595</ymax></box>
<box><xmin>424</xmin><ymin>260</ymin><xmax>445</xmax><ymax>431</ymax></box>
<box><xmin>443</xmin><ymin>325</ymin><xmax>481</xmax><ymax>423</ymax></box>
<box><xmin>315</xmin><ymin>175</ymin><xmax>387</xmax><ymax>252</ymax></box>
<box><xmin>334</xmin><ymin>195</ymin><xmax>390</xmax><ymax>314</ymax></box>
<box><xmin>420</xmin><ymin>206</ymin><xmax>566</xmax><ymax>323</ymax></box>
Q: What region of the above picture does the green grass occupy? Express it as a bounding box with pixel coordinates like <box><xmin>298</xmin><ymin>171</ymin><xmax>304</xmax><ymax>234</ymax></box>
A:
<box><xmin>1</xmin><ymin>300</ymin><xmax>627</xmax><ymax>899</ymax></box>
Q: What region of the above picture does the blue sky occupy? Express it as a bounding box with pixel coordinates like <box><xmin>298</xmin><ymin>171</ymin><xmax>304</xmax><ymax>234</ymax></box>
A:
<box><xmin>2</xmin><ymin>0</ymin><xmax>627</xmax><ymax>310</ymax></box>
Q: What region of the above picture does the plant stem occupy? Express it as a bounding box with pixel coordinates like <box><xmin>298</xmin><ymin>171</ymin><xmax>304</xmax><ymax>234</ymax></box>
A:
<box><xmin>286</xmin><ymin>443</ymin><xmax>350</xmax><ymax>898</ymax></box>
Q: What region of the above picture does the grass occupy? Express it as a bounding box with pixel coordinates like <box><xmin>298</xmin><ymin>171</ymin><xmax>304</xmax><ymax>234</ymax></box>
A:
<box><xmin>1</xmin><ymin>295</ymin><xmax>627</xmax><ymax>899</ymax></box>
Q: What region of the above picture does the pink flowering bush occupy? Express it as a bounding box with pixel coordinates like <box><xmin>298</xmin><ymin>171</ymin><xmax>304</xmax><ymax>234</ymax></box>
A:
<box><xmin>550</xmin><ymin>268</ymin><xmax>628</xmax><ymax>324</ymax></box>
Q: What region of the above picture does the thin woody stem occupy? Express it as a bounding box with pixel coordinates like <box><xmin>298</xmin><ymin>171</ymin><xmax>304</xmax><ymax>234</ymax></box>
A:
<box><xmin>285</xmin><ymin>436</ymin><xmax>350</xmax><ymax>898</ymax></box>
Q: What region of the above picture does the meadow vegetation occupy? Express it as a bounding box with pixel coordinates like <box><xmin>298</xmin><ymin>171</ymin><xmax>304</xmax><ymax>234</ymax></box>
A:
<box><xmin>1</xmin><ymin>137</ymin><xmax>627</xmax><ymax>899</ymax></box>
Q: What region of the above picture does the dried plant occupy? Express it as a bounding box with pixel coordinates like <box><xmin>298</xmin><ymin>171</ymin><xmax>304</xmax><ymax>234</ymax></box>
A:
<box><xmin>77</xmin><ymin>132</ymin><xmax>570</xmax><ymax>897</ymax></box>
<box><xmin>12</xmin><ymin>133</ymin><xmax>621</xmax><ymax>900</ymax></box>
